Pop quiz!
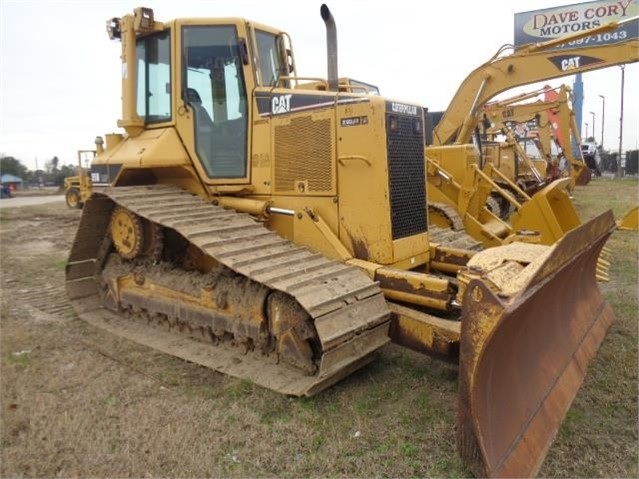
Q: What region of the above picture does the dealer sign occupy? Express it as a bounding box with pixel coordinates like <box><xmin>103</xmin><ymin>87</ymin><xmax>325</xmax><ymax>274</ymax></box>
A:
<box><xmin>514</xmin><ymin>0</ymin><xmax>638</xmax><ymax>48</ymax></box>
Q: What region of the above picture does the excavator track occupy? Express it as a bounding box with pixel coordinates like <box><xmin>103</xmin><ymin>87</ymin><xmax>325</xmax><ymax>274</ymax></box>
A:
<box><xmin>428</xmin><ymin>203</ymin><xmax>484</xmax><ymax>251</ymax></box>
<box><xmin>65</xmin><ymin>185</ymin><xmax>390</xmax><ymax>396</ymax></box>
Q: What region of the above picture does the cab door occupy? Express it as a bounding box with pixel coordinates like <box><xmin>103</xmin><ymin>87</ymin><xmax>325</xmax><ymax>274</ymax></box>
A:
<box><xmin>177</xmin><ymin>22</ymin><xmax>251</xmax><ymax>184</ymax></box>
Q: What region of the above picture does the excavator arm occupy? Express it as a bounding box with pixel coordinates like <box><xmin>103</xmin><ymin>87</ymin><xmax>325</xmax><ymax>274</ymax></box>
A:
<box><xmin>433</xmin><ymin>17</ymin><xmax>639</xmax><ymax>146</ymax></box>
<box><xmin>481</xmin><ymin>84</ymin><xmax>591</xmax><ymax>187</ymax></box>
<box><xmin>544</xmin><ymin>85</ymin><xmax>593</xmax><ymax>185</ymax></box>
<box><xmin>482</xmin><ymin>85</ymin><xmax>571</xmax><ymax>129</ymax></box>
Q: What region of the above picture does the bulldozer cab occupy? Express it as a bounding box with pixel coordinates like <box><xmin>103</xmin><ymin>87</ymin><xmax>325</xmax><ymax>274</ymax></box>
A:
<box><xmin>115</xmin><ymin>10</ymin><xmax>295</xmax><ymax>187</ymax></box>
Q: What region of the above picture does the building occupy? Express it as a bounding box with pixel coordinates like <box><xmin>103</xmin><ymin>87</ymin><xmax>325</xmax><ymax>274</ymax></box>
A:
<box><xmin>0</xmin><ymin>174</ymin><xmax>24</xmax><ymax>193</ymax></box>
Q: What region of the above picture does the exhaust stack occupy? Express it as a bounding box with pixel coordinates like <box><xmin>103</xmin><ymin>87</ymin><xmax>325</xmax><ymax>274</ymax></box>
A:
<box><xmin>320</xmin><ymin>4</ymin><xmax>338</xmax><ymax>91</ymax></box>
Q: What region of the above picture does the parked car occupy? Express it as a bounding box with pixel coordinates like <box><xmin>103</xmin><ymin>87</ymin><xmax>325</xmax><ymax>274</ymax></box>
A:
<box><xmin>581</xmin><ymin>142</ymin><xmax>601</xmax><ymax>176</ymax></box>
<box><xmin>0</xmin><ymin>184</ymin><xmax>12</xmax><ymax>199</ymax></box>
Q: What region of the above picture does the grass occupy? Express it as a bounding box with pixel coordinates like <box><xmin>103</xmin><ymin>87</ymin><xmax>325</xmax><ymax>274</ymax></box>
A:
<box><xmin>538</xmin><ymin>176</ymin><xmax>639</xmax><ymax>478</ymax></box>
<box><xmin>1</xmin><ymin>178</ymin><xmax>637</xmax><ymax>478</ymax></box>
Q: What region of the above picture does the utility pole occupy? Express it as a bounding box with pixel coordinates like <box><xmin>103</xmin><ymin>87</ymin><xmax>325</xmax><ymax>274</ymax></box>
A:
<box><xmin>618</xmin><ymin>65</ymin><xmax>625</xmax><ymax>178</ymax></box>
<box><xmin>598</xmin><ymin>94</ymin><xmax>605</xmax><ymax>149</ymax></box>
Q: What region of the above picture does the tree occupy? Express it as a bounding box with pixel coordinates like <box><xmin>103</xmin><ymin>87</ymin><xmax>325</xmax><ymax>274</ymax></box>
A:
<box><xmin>51</xmin><ymin>164</ymin><xmax>76</xmax><ymax>187</ymax></box>
<box><xmin>44</xmin><ymin>156</ymin><xmax>60</xmax><ymax>174</ymax></box>
<box><xmin>0</xmin><ymin>156</ymin><xmax>28</xmax><ymax>179</ymax></box>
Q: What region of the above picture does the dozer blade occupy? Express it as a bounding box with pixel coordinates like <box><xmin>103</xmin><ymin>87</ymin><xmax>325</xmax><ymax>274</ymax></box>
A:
<box><xmin>457</xmin><ymin>210</ymin><xmax>616</xmax><ymax>478</ymax></box>
<box><xmin>510</xmin><ymin>178</ymin><xmax>581</xmax><ymax>245</ymax></box>
<box><xmin>617</xmin><ymin>206</ymin><xmax>639</xmax><ymax>231</ymax></box>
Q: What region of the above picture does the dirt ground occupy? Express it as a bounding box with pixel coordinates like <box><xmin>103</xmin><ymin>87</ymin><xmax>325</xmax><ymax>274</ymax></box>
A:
<box><xmin>0</xmin><ymin>181</ymin><xmax>637</xmax><ymax>478</ymax></box>
<box><xmin>0</xmin><ymin>196</ymin><xmax>64</xmax><ymax>209</ymax></box>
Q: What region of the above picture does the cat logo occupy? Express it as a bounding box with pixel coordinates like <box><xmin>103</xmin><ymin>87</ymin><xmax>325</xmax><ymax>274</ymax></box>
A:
<box><xmin>561</xmin><ymin>56</ymin><xmax>581</xmax><ymax>71</ymax></box>
<box><xmin>272</xmin><ymin>94</ymin><xmax>292</xmax><ymax>114</ymax></box>
<box><xmin>549</xmin><ymin>54</ymin><xmax>603</xmax><ymax>72</ymax></box>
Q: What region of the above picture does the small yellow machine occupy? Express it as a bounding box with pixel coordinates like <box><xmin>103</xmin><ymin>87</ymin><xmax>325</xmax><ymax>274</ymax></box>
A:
<box><xmin>65</xmin><ymin>6</ymin><xmax>619</xmax><ymax>477</ymax></box>
<box><xmin>63</xmin><ymin>150</ymin><xmax>95</xmax><ymax>209</ymax></box>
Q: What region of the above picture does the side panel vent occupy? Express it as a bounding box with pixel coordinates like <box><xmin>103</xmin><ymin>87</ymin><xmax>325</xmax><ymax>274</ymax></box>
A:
<box><xmin>274</xmin><ymin>116</ymin><xmax>333</xmax><ymax>192</ymax></box>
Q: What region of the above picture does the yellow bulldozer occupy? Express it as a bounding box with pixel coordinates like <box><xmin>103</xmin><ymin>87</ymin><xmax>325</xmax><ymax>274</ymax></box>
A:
<box><xmin>65</xmin><ymin>6</ymin><xmax>618</xmax><ymax>477</ymax></box>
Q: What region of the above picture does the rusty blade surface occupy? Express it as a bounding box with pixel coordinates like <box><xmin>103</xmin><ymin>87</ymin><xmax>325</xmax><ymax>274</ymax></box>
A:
<box><xmin>457</xmin><ymin>210</ymin><xmax>616</xmax><ymax>478</ymax></box>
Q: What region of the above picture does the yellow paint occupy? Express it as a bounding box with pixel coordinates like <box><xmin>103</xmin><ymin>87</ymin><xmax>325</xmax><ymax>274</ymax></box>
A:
<box><xmin>618</xmin><ymin>206</ymin><xmax>639</xmax><ymax>231</ymax></box>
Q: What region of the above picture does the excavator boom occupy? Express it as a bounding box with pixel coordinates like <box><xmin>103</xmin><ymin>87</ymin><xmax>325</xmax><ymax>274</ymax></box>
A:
<box><xmin>481</xmin><ymin>84</ymin><xmax>591</xmax><ymax>188</ymax></box>
<box><xmin>433</xmin><ymin>17</ymin><xmax>639</xmax><ymax>146</ymax></box>
<box><xmin>425</xmin><ymin>18</ymin><xmax>637</xmax><ymax>253</ymax></box>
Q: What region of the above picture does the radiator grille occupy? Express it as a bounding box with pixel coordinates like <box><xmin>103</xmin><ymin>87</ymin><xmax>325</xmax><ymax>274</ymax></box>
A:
<box><xmin>274</xmin><ymin>116</ymin><xmax>333</xmax><ymax>192</ymax></box>
<box><xmin>387</xmin><ymin>113</ymin><xmax>427</xmax><ymax>239</ymax></box>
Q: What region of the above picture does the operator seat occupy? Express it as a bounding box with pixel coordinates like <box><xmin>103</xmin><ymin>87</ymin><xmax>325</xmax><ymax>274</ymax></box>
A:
<box><xmin>185</xmin><ymin>87</ymin><xmax>246</xmax><ymax>178</ymax></box>
<box><xmin>186</xmin><ymin>88</ymin><xmax>215</xmax><ymax>171</ymax></box>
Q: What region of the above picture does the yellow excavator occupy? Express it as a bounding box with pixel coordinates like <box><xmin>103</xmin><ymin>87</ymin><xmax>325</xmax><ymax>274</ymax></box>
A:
<box><xmin>65</xmin><ymin>6</ymin><xmax>617</xmax><ymax>477</ymax></box>
<box><xmin>426</xmin><ymin>17</ymin><xmax>638</xmax><ymax>246</ymax></box>
<box><xmin>479</xmin><ymin>84</ymin><xmax>590</xmax><ymax>211</ymax></box>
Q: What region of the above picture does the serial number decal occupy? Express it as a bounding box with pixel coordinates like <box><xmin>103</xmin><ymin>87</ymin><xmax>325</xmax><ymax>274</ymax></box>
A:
<box><xmin>340</xmin><ymin>116</ymin><xmax>369</xmax><ymax>127</ymax></box>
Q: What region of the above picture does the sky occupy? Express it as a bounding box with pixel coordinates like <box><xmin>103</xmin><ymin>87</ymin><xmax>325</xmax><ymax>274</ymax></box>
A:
<box><xmin>0</xmin><ymin>0</ymin><xmax>637</xmax><ymax>171</ymax></box>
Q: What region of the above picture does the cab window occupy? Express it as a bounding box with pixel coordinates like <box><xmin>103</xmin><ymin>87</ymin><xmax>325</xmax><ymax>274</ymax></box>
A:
<box><xmin>255</xmin><ymin>30</ymin><xmax>285</xmax><ymax>86</ymax></box>
<box><xmin>136</xmin><ymin>30</ymin><xmax>171</xmax><ymax>123</ymax></box>
<box><xmin>183</xmin><ymin>25</ymin><xmax>248</xmax><ymax>179</ymax></box>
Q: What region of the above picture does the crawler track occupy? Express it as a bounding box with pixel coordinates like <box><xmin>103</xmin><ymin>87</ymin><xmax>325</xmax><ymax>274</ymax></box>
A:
<box><xmin>65</xmin><ymin>185</ymin><xmax>390</xmax><ymax>396</ymax></box>
<box><xmin>428</xmin><ymin>203</ymin><xmax>484</xmax><ymax>251</ymax></box>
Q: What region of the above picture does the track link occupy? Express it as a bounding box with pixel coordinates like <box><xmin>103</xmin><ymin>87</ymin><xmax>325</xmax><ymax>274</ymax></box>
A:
<box><xmin>428</xmin><ymin>203</ymin><xmax>484</xmax><ymax>251</ymax></box>
<box><xmin>65</xmin><ymin>185</ymin><xmax>390</xmax><ymax>396</ymax></box>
